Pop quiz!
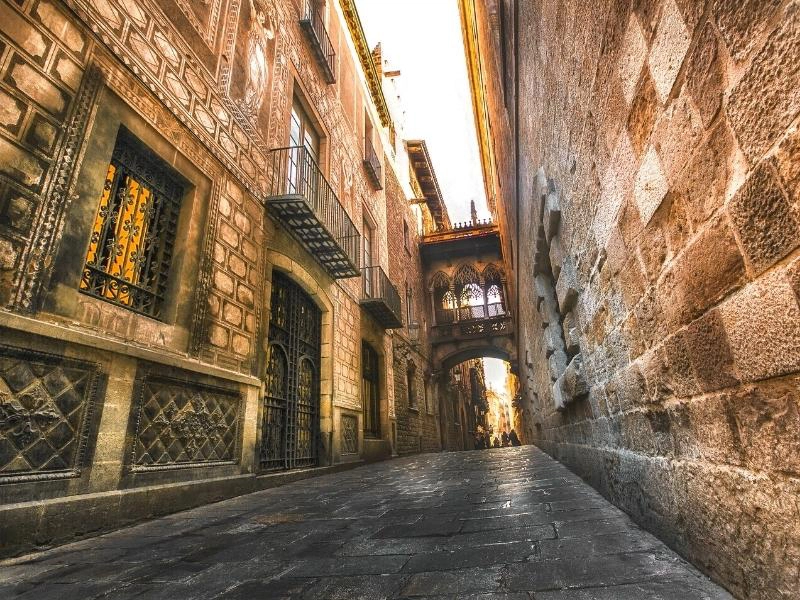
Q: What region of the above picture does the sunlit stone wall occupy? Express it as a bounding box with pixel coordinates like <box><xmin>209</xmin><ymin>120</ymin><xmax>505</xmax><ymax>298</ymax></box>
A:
<box><xmin>475</xmin><ymin>0</ymin><xmax>800</xmax><ymax>597</ymax></box>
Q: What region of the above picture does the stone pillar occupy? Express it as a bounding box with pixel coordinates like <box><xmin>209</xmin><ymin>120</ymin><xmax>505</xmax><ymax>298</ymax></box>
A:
<box><xmin>88</xmin><ymin>354</ymin><xmax>138</xmax><ymax>492</ymax></box>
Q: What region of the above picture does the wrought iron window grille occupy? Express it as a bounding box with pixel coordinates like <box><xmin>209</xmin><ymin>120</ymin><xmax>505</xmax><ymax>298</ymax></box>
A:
<box><xmin>80</xmin><ymin>128</ymin><xmax>184</xmax><ymax>320</ymax></box>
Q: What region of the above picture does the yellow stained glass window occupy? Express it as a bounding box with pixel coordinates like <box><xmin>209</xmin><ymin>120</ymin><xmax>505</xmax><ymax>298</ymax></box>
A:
<box><xmin>80</xmin><ymin>129</ymin><xmax>183</xmax><ymax>318</ymax></box>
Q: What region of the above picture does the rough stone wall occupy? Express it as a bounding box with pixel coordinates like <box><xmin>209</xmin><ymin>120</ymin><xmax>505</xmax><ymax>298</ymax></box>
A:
<box><xmin>506</xmin><ymin>1</ymin><xmax>800</xmax><ymax>598</ymax></box>
<box><xmin>385</xmin><ymin>161</ymin><xmax>440</xmax><ymax>455</ymax></box>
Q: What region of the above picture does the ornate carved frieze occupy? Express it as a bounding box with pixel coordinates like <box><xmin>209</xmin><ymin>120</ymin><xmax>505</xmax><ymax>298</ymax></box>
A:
<box><xmin>0</xmin><ymin>345</ymin><xmax>101</xmax><ymax>483</ymax></box>
<box><xmin>129</xmin><ymin>372</ymin><xmax>242</xmax><ymax>470</ymax></box>
<box><xmin>63</xmin><ymin>0</ymin><xmax>273</xmax><ymax>199</ymax></box>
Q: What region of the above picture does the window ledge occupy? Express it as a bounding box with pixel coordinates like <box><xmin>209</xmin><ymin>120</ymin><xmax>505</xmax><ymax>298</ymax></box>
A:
<box><xmin>0</xmin><ymin>310</ymin><xmax>260</xmax><ymax>387</ymax></box>
<box><xmin>407</xmin><ymin>406</ymin><xmax>420</xmax><ymax>413</ymax></box>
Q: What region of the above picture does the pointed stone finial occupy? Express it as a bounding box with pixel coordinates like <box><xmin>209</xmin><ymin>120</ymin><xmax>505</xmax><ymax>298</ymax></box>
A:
<box><xmin>470</xmin><ymin>199</ymin><xmax>478</xmax><ymax>224</ymax></box>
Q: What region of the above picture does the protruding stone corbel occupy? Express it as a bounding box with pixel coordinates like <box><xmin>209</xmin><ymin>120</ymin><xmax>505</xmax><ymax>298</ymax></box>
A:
<box><xmin>548</xmin><ymin>349</ymin><xmax>567</xmax><ymax>381</ymax></box>
<box><xmin>556</xmin><ymin>256</ymin><xmax>578</xmax><ymax>315</ymax></box>
<box><xmin>553</xmin><ymin>353</ymin><xmax>589</xmax><ymax>411</ymax></box>
<box><xmin>544</xmin><ymin>324</ymin><xmax>565</xmax><ymax>357</ymax></box>
<box><xmin>548</xmin><ymin>233</ymin><xmax>563</xmax><ymax>280</ymax></box>
<box><xmin>543</xmin><ymin>191</ymin><xmax>561</xmax><ymax>243</ymax></box>
<box><xmin>563</xmin><ymin>311</ymin><xmax>580</xmax><ymax>355</ymax></box>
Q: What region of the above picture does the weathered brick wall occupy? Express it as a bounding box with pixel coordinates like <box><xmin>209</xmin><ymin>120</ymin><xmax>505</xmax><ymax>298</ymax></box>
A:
<box><xmin>385</xmin><ymin>158</ymin><xmax>440</xmax><ymax>454</ymax></box>
<box><xmin>507</xmin><ymin>1</ymin><xmax>800</xmax><ymax>597</ymax></box>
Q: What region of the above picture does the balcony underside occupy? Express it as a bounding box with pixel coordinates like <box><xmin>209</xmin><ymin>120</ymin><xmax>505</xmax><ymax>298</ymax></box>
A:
<box><xmin>364</xmin><ymin>159</ymin><xmax>383</xmax><ymax>190</ymax></box>
<box><xmin>268</xmin><ymin>195</ymin><xmax>359</xmax><ymax>278</ymax></box>
<box><xmin>360</xmin><ymin>298</ymin><xmax>403</xmax><ymax>328</ymax></box>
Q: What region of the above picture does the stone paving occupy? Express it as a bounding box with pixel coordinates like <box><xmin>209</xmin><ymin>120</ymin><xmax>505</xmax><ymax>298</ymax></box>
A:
<box><xmin>0</xmin><ymin>446</ymin><xmax>733</xmax><ymax>599</ymax></box>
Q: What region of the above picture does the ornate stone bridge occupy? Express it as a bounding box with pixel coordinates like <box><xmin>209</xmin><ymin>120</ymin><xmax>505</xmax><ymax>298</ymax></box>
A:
<box><xmin>419</xmin><ymin>219</ymin><xmax>515</xmax><ymax>373</ymax></box>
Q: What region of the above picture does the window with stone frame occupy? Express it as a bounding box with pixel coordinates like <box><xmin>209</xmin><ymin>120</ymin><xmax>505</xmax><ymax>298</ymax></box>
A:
<box><xmin>407</xmin><ymin>362</ymin><xmax>417</xmax><ymax>408</ymax></box>
<box><xmin>80</xmin><ymin>128</ymin><xmax>185</xmax><ymax>319</ymax></box>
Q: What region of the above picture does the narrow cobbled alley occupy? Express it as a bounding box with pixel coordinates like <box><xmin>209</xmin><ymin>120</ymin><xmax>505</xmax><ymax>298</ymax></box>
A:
<box><xmin>0</xmin><ymin>446</ymin><xmax>731</xmax><ymax>599</ymax></box>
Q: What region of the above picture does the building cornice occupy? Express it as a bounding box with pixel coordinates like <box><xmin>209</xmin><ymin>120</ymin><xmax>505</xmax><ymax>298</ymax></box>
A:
<box><xmin>406</xmin><ymin>139</ymin><xmax>452</xmax><ymax>231</ymax></box>
<box><xmin>458</xmin><ymin>0</ymin><xmax>497</xmax><ymax>215</ymax></box>
<box><xmin>339</xmin><ymin>0</ymin><xmax>392</xmax><ymax>128</ymax></box>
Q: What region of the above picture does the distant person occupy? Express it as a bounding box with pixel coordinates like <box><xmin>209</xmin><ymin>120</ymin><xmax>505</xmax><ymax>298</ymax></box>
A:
<box><xmin>501</xmin><ymin>431</ymin><xmax>510</xmax><ymax>447</ymax></box>
<box><xmin>493</xmin><ymin>436</ymin><xmax>501</xmax><ymax>448</ymax></box>
<box><xmin>484</xmin><ymin>432</ymin><xmax>492</xmax><ymax>449</ymax></box>
<box><xmin>509</xmin><ymin>430</ymin><xmax>521</xmax><ymax>446</ymax></box>
<box><xmin>474</xmin><ymin>432</ymin><xmax>485</xmax><ymax>450</ymax></box>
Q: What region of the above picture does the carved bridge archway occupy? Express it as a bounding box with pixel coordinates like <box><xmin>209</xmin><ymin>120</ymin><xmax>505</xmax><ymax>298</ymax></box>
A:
<box><xmin>420</xmin><ymin>220</ymin><xmax>515</xmax><ymax>374</ymax></box>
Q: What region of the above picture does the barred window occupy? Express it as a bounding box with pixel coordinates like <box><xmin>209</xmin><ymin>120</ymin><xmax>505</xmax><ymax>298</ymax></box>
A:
<box><xmin>80</xmin><ymin>128</ymin><xmax>184</xmax><ymax>319</ymax></box>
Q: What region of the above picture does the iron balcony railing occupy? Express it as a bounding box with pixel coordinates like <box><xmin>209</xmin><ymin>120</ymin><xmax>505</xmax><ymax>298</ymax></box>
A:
<box><xmin>435</xmin><ymin>302</ymin><xmax>505</xmax><ymax>326</ymax></box>
<box><xmin>299</xmin><ymin>0</ymin><xmax>336</xmax><ymax>83</ymax></box>
<box><xmin>267</xmin><ymin>146</ymin><xmax>360</xmax><ymax>278</ymax></box>
<box><xmin>360</xmin><ymin>265</ymin><xmax>403</xmax><ymax>328</ymax></box>
<box><xmin>363</xmin><ymin>137</ymin><xmax>383</xmax><ymax>190</ymax></box>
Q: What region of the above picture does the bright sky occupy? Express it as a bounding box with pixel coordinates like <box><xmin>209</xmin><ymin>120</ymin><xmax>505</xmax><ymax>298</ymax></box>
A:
<box><xmin>483</xmin><ymin>358</ymin><xmax>508</xmax><ymax>395</ymax></box>
<box><xmin>354</xmin><ymin>0</ymin><xmax>489</xmax><ymax>223</ymax></box>
<box><xmin>355</xmin><ymin>0</ymin><xmax>507</xmax><ymax>393</ymax></box>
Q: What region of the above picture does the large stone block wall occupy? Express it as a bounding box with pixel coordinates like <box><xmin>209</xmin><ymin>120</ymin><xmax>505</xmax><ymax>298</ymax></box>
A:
<box><xmin>509</xmin><ymin>1</ymin><xmax>800</xmax><ymax>597</ymax></box>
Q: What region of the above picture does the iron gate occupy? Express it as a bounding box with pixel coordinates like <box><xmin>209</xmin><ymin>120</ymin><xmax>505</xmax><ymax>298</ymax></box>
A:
<box><xmin>260</xmin><ymin>271</ymin><xmax>321</xmax><ymax>471</ymax></box>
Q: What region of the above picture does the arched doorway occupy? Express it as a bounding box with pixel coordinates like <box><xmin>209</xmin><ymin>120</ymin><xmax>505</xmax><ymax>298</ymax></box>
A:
<box><xmin>261</xmin><ymin>271</ymin><xmax>321</xmax><ymax>471</ymax></box>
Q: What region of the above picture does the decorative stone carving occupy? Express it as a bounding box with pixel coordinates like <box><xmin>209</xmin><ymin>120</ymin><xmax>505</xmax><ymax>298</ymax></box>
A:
<box><xmin>130</xmin><ymin>373</ymin><xmax>241</xmax><ymax>469</ymax></box>
<box><xmin>13</xmin><ymin>64</ymin><xmax>104</xmax><ymax>312</ymax></box>
<box><xmin>0</xmin><ymin>345</ymin><xmax>100</xmax><ymax>482</ymax></box>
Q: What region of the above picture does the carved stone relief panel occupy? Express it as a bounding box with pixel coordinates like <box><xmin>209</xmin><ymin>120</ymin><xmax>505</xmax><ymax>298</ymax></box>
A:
<box><xmin>228</xmin><ymin>0</ymin><xmax>277</xmax><ymax>134</ymax></box>
<box><xmin>129</xmin><ymin>370</ymin><xmax>242</xmax><ymax>470</ymax></box>
<box><xmin>0</xmin><ymin>344</ymin><xmax>100</xmax><ymax>482</ymax></box>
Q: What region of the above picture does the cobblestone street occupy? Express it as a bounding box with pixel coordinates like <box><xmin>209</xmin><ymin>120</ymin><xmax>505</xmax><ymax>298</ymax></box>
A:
<box><xmin>0</xmin><ymin>446</ymin><xmax>731</xmax><ymax>599</ymax></box>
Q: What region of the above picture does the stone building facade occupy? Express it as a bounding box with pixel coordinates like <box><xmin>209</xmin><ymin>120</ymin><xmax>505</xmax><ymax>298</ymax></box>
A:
<box><xmin>384</xmin><ymin>148</ymin><xmax>439</xmax><ymax>455</ymax></box>
<box><xmin>462</xmin><ymin>0</ymin><xmax>800</xmax><ymax>598</ymax></box>
<box><xmin>0</xmin><ymin>0</ymin><xmax>451</xmax><ymax>554</ymax></box>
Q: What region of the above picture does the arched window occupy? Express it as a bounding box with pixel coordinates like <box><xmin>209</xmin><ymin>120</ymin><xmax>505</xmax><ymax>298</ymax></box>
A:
<box><xmin>430</xmin><ymin>271</ymin><xmax>454</xmax><ymax>324</ymax></box>
<box><xmin>454</xmin><ymin>264</ymin><xmax>483</xmax><ymax>320</ymax></box>
<box><xmin>483</xmin><ymin>263</ymin><xmax>505</xmax><ymax>316</ymax></box>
